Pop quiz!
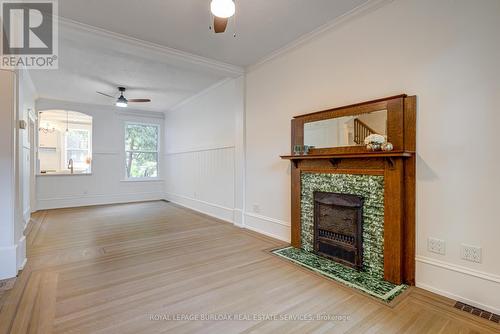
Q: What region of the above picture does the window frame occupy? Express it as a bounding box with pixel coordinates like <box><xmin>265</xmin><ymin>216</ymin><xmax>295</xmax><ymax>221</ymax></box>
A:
<box><xmin>124</xmin><ymin>121</ymin><xmax>160</xmax><ymax>180</ymax></box>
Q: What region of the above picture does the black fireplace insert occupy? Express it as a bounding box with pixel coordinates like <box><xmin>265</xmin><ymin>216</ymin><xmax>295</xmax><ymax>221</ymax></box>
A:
<box><xmin>313</xmin><ymin>191</ymin><xmax>364</xmax><ymax>270</ymax></box>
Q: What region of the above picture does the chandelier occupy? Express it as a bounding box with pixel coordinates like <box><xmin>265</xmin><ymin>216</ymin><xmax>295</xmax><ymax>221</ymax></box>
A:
<box><xmin>39</xmin><ymin>123</ymin><xmax>56</xmax><ymax>134</ymax></box>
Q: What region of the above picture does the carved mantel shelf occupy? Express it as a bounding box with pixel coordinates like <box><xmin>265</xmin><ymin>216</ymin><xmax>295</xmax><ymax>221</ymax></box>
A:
<box><xmin>280</xmin><ymin>151</ymin><xmax>414</xmax><ymax>168</ymax></box>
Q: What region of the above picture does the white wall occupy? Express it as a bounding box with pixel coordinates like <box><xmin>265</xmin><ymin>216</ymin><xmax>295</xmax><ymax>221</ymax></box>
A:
<box><xmin>245</xmin><ymin>0</ymin><xmax>500</xmax><ymax>313</ymax></box>
<box><xmin>35</xmin><ymin>99</ymin><xmax>165</xmax><ymax>210</ymax></box>
<box><xmin>16</xmin><ymin>69</ymin><xmax>37</xmax><ymax>271</ymax></box>
<box><xmin>164</xmin><ymin>77</ymin><xmax>244</xmax><ymax>224</ymax></box>
<box><xmin>0</xmin><ymin>70</ymin><xmax>18</xmax><ymax>279</ymax></box>
<box><xmin>0</xmin><ymin>68</ymin><xmax>35</xmax><ymax>279</ymax></box>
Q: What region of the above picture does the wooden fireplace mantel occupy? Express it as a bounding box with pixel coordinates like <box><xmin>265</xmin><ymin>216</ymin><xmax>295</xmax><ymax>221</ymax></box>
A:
<box><xmin>281</xmin><ymin>95</ymin><xmax>416</xmax><ymax>286</ymax></box>
<box><xmin>281</xmin><ymin>151</ymin><xmax>414</xmax><ymax>168</ymax></box>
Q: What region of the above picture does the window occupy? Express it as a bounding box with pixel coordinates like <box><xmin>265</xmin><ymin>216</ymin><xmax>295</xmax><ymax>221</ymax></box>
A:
<box><xmin>65</xmin><ymin>129</ymin><xmax>91</xmax><ymax>170</ymax></box>
<box><xmin>125</xmin><ymin>123</ymin><xmax>159</xmax><ymax>179</ymax></box>
<box><xmin>38</xmin><ymin>110</ymin><xmax>92</xmax><ymax>175</ymax></box>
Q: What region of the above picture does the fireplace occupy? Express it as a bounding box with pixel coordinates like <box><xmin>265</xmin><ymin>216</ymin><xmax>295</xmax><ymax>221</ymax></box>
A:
<box><xmin>313</xmin><ymin>191</ymin><xmax>364</xmax><ymax>270</ymax></box>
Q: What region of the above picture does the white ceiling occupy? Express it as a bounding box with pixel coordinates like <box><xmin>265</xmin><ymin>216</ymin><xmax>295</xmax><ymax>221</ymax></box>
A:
<box><xmin>59</xmin><ymin>0</ymin><xmax>369</xmax><ymax>67</ymax></box>
<box><xmin>30</xmin><ymin>0</ymin><xmax>371</xmax><ymax>113</ymax></box>
<box><xmin>29</xmin><ymin>22</ymin><xmax>235</xmax><ymax>112</ymax></box>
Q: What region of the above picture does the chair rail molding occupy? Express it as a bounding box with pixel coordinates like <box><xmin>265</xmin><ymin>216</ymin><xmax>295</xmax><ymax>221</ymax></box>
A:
<box><xmin>416</xmin><ymin>256</ymin><xmax>500</xmax><ymax>284</ymax></box>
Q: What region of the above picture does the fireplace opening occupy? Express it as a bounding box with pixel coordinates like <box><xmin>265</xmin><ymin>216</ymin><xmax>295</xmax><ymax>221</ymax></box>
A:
<box><xmin>313</xmin><ymin>191</ymin><xmax>364</xmax><ymax>270</ymax></box>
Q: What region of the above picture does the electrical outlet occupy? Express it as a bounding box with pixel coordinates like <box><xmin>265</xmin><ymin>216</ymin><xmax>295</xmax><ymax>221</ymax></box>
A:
<box><xmin>461</xmin><ymin>244</ymin><xmax>481</xmax><ymax>263</ymax></box>
<box><xmin>252</xmin><ymin>204</ymin><xmax>260</xmax><ymax>214</ymax></box>
<box><xmin>428</xmin><ymin>237</ymin><xmax>445</xmax><ymax>255</ymax></box>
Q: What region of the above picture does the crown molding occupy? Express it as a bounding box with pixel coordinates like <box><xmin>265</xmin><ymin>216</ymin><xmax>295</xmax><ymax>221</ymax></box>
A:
<box><xmin>53</xmin><ymin>1</ymin><xmax>394</xmax><ymax>109</ymax></box>
<box><xmin>56</xmin><ymin>2</ymin><xmax>393</xmax><ymax>79</ymax></box>
<box><xmin>58</xmin><ymin>17</ymin><xmax>244</xmax><ymax>77</ymax></box>
<box><xmin>247</xmin><ymin>0</ymin><xmax>394</xmax><ymax>72</ymax></box>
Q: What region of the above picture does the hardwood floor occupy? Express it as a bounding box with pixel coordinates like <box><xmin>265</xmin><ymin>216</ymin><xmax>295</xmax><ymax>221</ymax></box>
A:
<box><xmin>0</xmin><ymin>201</ymin><xmax>497</xmax><ymax>333</ymax></box>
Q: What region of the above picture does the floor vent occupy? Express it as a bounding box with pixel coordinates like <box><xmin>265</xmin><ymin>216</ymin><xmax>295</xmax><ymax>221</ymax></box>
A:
<box><xmin>454</xmin><ymin>301</ymin><xmax>499</xmax><ymax>324</ymax></box>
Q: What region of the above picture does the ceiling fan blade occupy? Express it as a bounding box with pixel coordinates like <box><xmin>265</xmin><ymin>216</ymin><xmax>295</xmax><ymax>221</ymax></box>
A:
<box><xmin>96</xmin><ymin>91</ymin><xmax>116</xmax><ymax>98</ymax></box>
<box><xmin>213</xmin><ymin>16</ymin><xmax>228</xmax><ymax>33</ymax></box>
<box><xmin>128</xmin><ymin>99</ymin><xmax>151</xmax><ymax>103</ymax></box>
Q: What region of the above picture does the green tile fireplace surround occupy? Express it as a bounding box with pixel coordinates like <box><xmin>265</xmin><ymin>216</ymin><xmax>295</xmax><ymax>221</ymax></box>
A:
<box><xmin>278</xmin><ymin>95</ymin><xmax>416</xmax><ymax>299</ymax></box>
<box><xmin>272</xmin><ymin>172</ymin><xmax>407</xmax><ymax>302</ymax></box>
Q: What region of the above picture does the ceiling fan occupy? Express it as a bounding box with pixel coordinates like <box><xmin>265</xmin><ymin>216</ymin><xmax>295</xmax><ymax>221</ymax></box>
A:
<box><xmin>210</xmin><ymin>0</ymin><xmax>235</xmax><ymax>34</ymax></box>
<box><xmin>97</xmin><ymin>87</ymin><xmax>151</xmax><ymax>108</ymax></box>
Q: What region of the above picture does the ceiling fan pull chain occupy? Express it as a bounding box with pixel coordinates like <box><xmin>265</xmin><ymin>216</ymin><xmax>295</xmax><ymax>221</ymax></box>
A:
<box><xmin>233</xmin><ymin>0</ymin><xmax>237</xmax><ymax>38</ymax></box>
<box><xmin>208</xmin><ymin>0</ymin><xmax>215</xmax><ymax>31</ymax></box>
<box><xmin>208</xmin><ymin>0</ymin><xmax>213</xmax><ymax>31</ymax></box>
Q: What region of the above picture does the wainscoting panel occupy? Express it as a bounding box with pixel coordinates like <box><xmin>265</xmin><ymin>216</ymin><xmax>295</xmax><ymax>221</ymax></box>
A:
<box><xmin>244</xmin><ymin>212</ymin><xmax>291</xmax><ymax>242</ymax></box>
<box><xmin>36</xmin><ymin>153</ymin><xmax>165</xmax><ymax>210</ymax></box>
<box><xmin>37</xmin><ymin>192</ymin><xmax>165</xmax><ymax>210</ymax></box>
<box><xmin>165</xmin><ymin>147</ymin><xmax>235</xmax><ymax>222</ymax></box>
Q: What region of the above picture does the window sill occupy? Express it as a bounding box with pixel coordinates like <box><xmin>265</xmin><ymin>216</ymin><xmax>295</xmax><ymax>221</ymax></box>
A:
<box><xmin>37</xmin><ymin>173</ymin><xmax>92</xmax><ymax>177</ymax></box>
<box><xmin>120</xmin><ymin>178</ymin><xmax>164</xmax><ymax>183</ymax></box>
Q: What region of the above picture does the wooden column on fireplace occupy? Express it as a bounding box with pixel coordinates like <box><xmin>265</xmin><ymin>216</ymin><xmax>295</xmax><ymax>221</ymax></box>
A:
<box><xmin>281</xmin><ymin>95</ymin><xmax>416</xmax><ymax>285</ymax></box>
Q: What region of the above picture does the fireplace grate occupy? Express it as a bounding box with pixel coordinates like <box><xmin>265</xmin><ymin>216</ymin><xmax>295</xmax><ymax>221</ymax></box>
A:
<box><xmin>318</xmin><ymin>229</ymin><xmax>355</xmax><ymax>245</ymax></box>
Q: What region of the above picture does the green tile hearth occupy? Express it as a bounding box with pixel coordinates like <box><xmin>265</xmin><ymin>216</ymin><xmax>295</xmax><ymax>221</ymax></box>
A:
<box><xmin>289</xmin><ymin>172</ymin><xmax>407</xmax><ymax>302</ymax></box>
<box><xmin>272</xmin><ymin>246</ymin><xmax>407</xmax><ymax>302</ymax></box>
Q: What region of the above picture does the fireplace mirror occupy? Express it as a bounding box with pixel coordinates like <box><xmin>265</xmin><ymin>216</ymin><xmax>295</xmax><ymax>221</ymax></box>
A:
<box><xmin>303</xmin><ymin>109</ymin><xmax>387</xmax><ymax>149</ymax></box>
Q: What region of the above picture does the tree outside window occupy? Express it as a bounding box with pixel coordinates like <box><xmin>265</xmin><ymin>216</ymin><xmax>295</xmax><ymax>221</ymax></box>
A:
<box><xmin>125</xmin><ymin>123</ymin><xmax>159</xmax><ymax>178</ymax></box>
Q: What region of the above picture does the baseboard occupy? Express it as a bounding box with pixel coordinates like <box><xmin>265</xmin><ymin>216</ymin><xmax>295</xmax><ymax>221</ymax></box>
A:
<box><xmin>23</xmin><ymin>218</ymin><xmax>33</xmax><ymax>236</ymax></box>
<box><xmin>163</xmin><ymin>194</ymin><xmax>289</xmax><ymax>243</ymax></box>
<box><xmin>416</xmin><ymin>256</ymin><xmax>500</xmax><ymax>314</ymax></box>
<box><xmin>37</xmin><ymin>191</ymin><xmax>165</xmax><ymax>210</ymax></box>
<box><xmin>0</xmin><ymin>234</ymin><xmax>28</xmax><ymax>279</ymax></box>
<box><xmin>0</xmin><ymin>245</ymin><xmax>17</xmax><ymax>280</ymax></box>
<box><xmin>23</xmin><ymin>208</ymin><xmax>33</xmax><ymax>234</ymax></box>
<box><xmin>164</xmin><ymin>192</ymin><xmax>235</xmax><ymax>224</ymax></box>
<box><xmin>244</xmin><ymin>212</ymin><xmax>290</xmax><ymax>243</ymax></box>
<box><xmin>233</xmin><ymin>209</ymin><xmax>244</xmax><ymax>227</ymax></box>
<box><xmin>18</xmin><ymin>257</ymin><xmax>27</xmax><ymax>271</ymax></box>
<box><xmin>23</xmin><ymin>208</ymin><xmax>31</xmax><ymax>226</ymax></box>
<box><xmin>16</xmin><ymin>236</ymin><xmax>26</xmax><ymax>271</ymax></box>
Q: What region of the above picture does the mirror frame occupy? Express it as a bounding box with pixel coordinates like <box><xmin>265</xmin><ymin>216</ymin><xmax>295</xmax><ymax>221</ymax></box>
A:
<box><xmin>291</xmin><ymin>95</ymin><xmax>408</xmax><ymax>155</ymax></box>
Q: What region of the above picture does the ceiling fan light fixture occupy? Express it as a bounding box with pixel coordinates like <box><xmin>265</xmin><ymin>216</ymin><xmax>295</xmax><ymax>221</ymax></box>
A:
<box><xmin>98</xmin><ymin>86</ymin><xmax>150</xmax><ymax>107</ymax></box>
<box><xmin>210</xmin><ymin>0</ymin><xmax>235</xmax><ymax>18</ymax></box>
<box><xmin>116</xmin><ymin>94</ymin><xmax>128</xmax><ymax>108</ymax></box>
